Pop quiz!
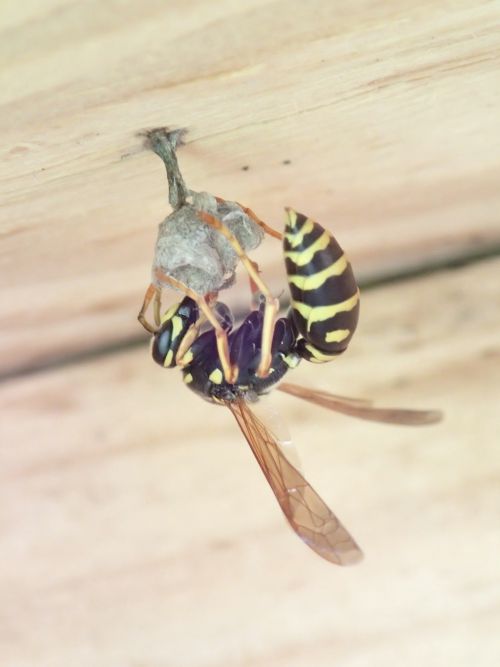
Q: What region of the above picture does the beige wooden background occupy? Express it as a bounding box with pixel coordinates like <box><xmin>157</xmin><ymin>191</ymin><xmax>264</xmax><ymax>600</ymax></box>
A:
<box><xmin>1</xmin><ymin>1</ymin><xmax>500</xmax><ymax>666</ymax></box>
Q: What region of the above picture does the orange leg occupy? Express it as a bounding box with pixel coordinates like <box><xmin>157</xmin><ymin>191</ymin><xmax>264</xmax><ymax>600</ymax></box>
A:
<box><xmin>154</xmin><ymin>287</ymin><xmax>162</xmax><ymax>326</ymax></box>
<box><xmin>138</xmin><ymin>283</ymin><xmax>162</xmax><ymax>333</ymax></box>
<box><xmin>154</xmin><ymin>268</ymin><xmax>235</xmax><ymax>383</ymax></box>
<box><xmin>196</xmin><ymin>210</ymin><xmax>279</xmax><ymax>378</ymax></box>
<box><xmin>175</xmin><ymin>313</ymin><xmax>207</xmax><ymax>366</ymax></box>
<box><xmin>214</xmin><ymin>196</ymin><xmax>283</xmax><ymax>241</ymax></box>
<box><xmin>247</xmin><ymin>258</ymin><xmax>262</xmax><ymax>308</ymax></box>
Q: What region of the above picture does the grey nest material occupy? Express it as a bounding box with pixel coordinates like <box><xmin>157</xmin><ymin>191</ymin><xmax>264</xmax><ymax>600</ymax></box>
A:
<box><xmin>153</xmin><ymin>192</ymin><xmax>263</xmax><ymax>294</ymax></box>
<box><xmin>143</xmin><ymin>127</ymin><xmax>264</xmax><ymax>296</ymax></box>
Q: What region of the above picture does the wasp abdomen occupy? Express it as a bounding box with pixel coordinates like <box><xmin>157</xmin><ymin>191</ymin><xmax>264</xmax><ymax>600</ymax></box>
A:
<box><xmin>283</xmin><ymin>208</ymin><xmax>360</xmax><ymax>363</ymax></box>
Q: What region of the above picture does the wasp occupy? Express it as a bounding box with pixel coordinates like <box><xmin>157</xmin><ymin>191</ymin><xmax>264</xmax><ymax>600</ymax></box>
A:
<box><xmin>140</xmin><ymin>208</ymin><xmax>441</xmax><ymax>565</ymax></box>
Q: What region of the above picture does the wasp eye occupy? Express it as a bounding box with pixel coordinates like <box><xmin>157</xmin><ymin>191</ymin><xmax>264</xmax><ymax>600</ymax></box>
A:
<box><xmin>152</xmin><ymin>325</ymin><xmax>172</xmax><ymax>366</ymax></box>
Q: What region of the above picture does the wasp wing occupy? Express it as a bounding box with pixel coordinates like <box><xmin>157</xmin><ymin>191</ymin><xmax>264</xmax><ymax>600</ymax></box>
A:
<box><xmin>278</xmin><ymin>382</ymin><xmax>442</xmax><ymax>426</ymax></box>
<box><xmin>227</xmin><ymin>398</ymin><xmax>363</xmax><ymax>566</ymax></box>
<box><xmin>248</xmin><ymin>396</ymin><xmax>304</xmax><ymax>472</ymax></box>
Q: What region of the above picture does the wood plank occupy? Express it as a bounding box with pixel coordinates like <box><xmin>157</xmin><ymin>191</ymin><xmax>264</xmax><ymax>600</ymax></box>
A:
<box><xmin>1</xmin><ymin>1</ymin><xmax>500</xmax><ymax>375</ymax></box>
<box><xmin>1</xmin><ymin>257</ymin><xmax>499</xmax><ymax>667</ymax></box>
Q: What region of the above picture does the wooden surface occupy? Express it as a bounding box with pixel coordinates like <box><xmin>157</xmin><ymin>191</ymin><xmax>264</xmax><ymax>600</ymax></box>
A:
<box><xmin>2</xmin><ymin>2</ymin><xmax>500</xmax><ymax>665</ymax></box>
<box><xmin>2</xmin><ymin>257</ymin><xmax>500</xmax><ymax>667</ymax></box>
<box><xmin>2</xmin><ymin>0</ymin><xmax>500</xmax><ymax>375</ymax></box>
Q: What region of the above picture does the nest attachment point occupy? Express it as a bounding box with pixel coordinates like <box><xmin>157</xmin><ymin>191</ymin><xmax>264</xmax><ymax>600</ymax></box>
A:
<box><xmin>144</xmin><ymin>128</ymin><xmax>264</xmax><ymax>296</ymax></box>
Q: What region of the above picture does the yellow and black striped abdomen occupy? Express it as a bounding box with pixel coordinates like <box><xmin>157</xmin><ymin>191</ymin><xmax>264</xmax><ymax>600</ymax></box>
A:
<box><xmin>283</xmin><ymin>208</ymin><xmax>360</xmax><ymax>363</ymax></box>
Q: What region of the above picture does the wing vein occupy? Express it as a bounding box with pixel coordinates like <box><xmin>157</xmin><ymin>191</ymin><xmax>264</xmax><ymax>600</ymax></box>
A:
<box><xmin>227</xmin><ymin>398</ymin><xmax>363</xmax><ymax>566</ymax></box>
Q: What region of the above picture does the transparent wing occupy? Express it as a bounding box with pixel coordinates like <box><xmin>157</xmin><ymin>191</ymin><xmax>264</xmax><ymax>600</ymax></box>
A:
<box><xmin>248</xmin><ymin>396</ymin><xmax>303</xmax><ymax>472</ymax></box>
<box><xmin>227</xmin><ymin>398</ymin><xmax>363</xmax><ymax>566</ymax></box>
<box><xmin>278</xmin><ymin>382</ymin><xmax>442</xmax><ymax>426</ymax></box>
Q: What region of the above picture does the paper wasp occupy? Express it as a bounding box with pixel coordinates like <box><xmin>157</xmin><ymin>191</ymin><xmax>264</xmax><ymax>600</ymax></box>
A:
<box><xmin>139</xmin><ymin>207</ymin><xmax>441</xmax><ymax>565</ymax></box>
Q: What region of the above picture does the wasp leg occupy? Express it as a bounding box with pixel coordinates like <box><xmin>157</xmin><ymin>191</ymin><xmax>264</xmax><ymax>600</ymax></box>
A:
<box><xmin>247</xmin><ymin>258</ymin><xmax>262</xmax><ymax>308</ymax></box>
<box><xmin>214</xmin><ymin>196</ymin><xmax>283</xmax><ymax>240</ymax></box>
<box><xmin>197</xmin><ymin>210</ymin><xmax>279</xmax><ymax>378</ymax></box>
<box><xmin>153</xmin><ymin>268</ymin><xmax>235</xmax><ymax>383</ymax></box>
<box><xmin>175</xmin><ymin>313</ymin><xmax>207</xmax><ymax>367</ymax></box>
<box><xmin>138</xmin><ymin>283</ymin><xmax>162</xmax><ymax>334</ymax></box>
<box><xmin>153</xmin><ymin>287</ymin><xmax>162</xmax><ymax>327</ymax></box>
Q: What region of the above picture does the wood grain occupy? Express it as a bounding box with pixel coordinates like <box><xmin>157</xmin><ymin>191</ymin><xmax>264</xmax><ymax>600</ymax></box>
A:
<box><xmin>1</xmin><ymin>257</ymin><xmax>499</xmax><ymax>667</ymax></box>
<box><xmin>1</xmin><ymin>0</ymin><xmax>500</xmax><ymax>375</ymax></box>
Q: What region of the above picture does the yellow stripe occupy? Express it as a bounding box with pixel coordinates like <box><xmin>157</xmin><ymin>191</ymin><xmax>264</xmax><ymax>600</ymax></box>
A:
<box><xmin>288</xmin><ymin>254</ymin><xmax>348</xmax><ymax>290</ymax></box>
<box><xmin>284</xmin><ymin>218</ymin><xmax>314</xmax><ymax>248</ymax></box>
<box><xmin>209</xmin><ymin>368</ymin><xmax>223</xmax><ymax>384</ymax></box>
<box><xmin>325</xmin><ymin>328</ymin><xmax>350</xmax><ymax>343</ymax></box>
<box><xmin>282</xmin><ymin>352</ymin><xmax>300</xmax><ymax>368</ymax></box>
<box><xmin>292</xmin><ymin>291</ymin><xmax>359</xmax><ymax>331</ymax></box>
<box><xmin>171</xmin><ymin>315</ymin><xmax>183</xmax><ymax>343</ymax></box>
<box><xmin>285</xmin><ymin>208</ymin><xmax>298</xmax><ymax>229</ymax></box>
<box><xmin>181</xmin><ymin>349</ymin><xmax>193</xmax><ymax>365</ymax></box>
<box><xmin>284</xmin><ymin>230</ymin><xmax>330</xmax><ymax>267</ymax></box>
<box><xmin>183</xmin><ymin>373</ymin><xmax>193</xmax><ymax>384</ymax></box>
<box><xmin>304</xmin><ymin>344</ymin><xmax>339</xmax><ymax>363</ymax></box>
<box><xmin>164</xmin><ymin>349</ymin><xmax>174</xmax><ymax>367</ymax></box>
<box><xmin>160</xmin><ymin>302</ymin><xmax>179</xmax><ymax>324</ymax></box>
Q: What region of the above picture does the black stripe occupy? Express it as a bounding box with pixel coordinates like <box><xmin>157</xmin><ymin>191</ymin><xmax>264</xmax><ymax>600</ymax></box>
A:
<box><xmin>286</xmin><ymin>211</ymin><xmax>308</xmax><ymax>230</ymax></box>
<box><xmin>283</xmin><ymin>220</ymin><xmax>324</xmax><ymax>254</ymax></box>
<box><xmin>284</xmin><ymin>236</ymin><xmax>345</xmax><ymax>275</ymax></box>
<box><xmin>290</xmin><ymin>308</ymin><xmax>308</xmax><ymax>336</ymax></box>
<box><xmin>291</xmin><ymin>304</ymin><xmax>359</xmax><ymax>336</ymax></box>
<box><xmin>296</xmin><ymin>339</ymin><xmax>343</xmax><ymax>362</ymax></box>
<box><xmin>288</xmin><ymin>268</ymin><xmax>357</xmax><ymax>307</ymax></box>
<box><xmin>309</xmin><ymin>304</ymin><xmax>360</xmax><ymax>352</ymax></box>
<box><xmin>291</xmin><ymin>302</ymin><xmax>360</xmax><ymax>352</ymax></box>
